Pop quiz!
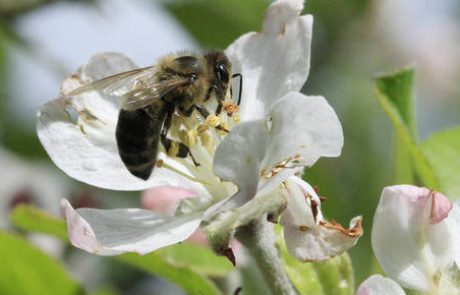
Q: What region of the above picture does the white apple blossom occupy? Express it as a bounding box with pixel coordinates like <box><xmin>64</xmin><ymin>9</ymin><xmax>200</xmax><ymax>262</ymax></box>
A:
<box><xmin>357</xmin><ymin>185</ymin><xmax>460</xmax><ymax>294</ymax></box>
<box><xmin>37</xmin><ymin>0</ymin><xmax>361</xmax><ymax>260</ymax></box>
<box><xmin>356</xmin><ymin>275</ymin><xmax>405</xmax><ymax>295</ymax></box>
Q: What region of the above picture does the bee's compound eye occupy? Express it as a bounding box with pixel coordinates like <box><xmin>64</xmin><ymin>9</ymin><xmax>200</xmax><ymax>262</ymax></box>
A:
<box><xmin>216</xmin><ymin>63</ymin><xmax>229</xmax><ymax>83</ymax></box>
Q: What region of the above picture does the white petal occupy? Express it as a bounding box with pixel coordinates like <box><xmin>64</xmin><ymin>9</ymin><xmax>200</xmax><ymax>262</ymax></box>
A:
<box><xmin>356</xmin><ymin>275</ymin><xmax>406</xmax><ymax>295</ymax></box>
<box><xmin>261</xmin><ymin>92</ymin><xmax>343</xmax><ymax>171</ymax></box>
<box><xmin>447</xmin><ymin>201</ymin><xmax>460</xmax><ymax>271</ymax></box>
<box><xmin>213</xmin><ymin>120</ymin><xmax>270</xmax><ymax>207</ymax></box>
<box><xmin>280</xmin><ymin>176</ymin><xmax>361</xmax><ymax>261</ymax></box>
<box><xmin>213</xmin><ymin>119</ymin><xmax>268</xmax><ymax>189</ymax></box>
<box><xmin>61</xmin><ymin>199</ymin><xmax>202</xmax><ymax>255</ymax></box>
<box><xmin>372</xmin><ymin>185</ymin><xmax>456</xmax><ymax>292</ymax></box>
<box><xmin>37</xmin><ymin>52</ymin><xmax>192</xmax><ymax>190</ymax></box>
<box><xmin>213</xmin><ymin>92</ymin><xmax>342</xmax><ymax>208</ymax></box>
<box><xmin>280</xmin><ymin>176</ymin><xmax>319</xmax><ymax>228</ymax></box>
<box><xmin>225</xmin><ymin>0</ymin><xmax>312</xmax><ymax>121</ymax></box>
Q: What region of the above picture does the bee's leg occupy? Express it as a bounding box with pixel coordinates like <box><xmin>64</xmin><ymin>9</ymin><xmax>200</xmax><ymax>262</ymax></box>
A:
<box><xmin>203</xmin><ymin>85</ymin><xmax>224</xmax><ymax>115</ymax></box>
<box><xmin>180</xmin><ymin>104</ymin><xmax>208</xmax><ymax>119</ymax></box>
<box><xmin>160</xmin><ymin>107</ymin><xmax>200</xmax><ymax>166</ymax></box>
<box><xmin>194</xmin><ymin>105</ymin><xmax>228</xmax><ymax>133</ymax></box>
<box><xmin>193</xmin><ymin>104</ymin><xmax>209</xmax><ymax>118</ymax></box>
<box><xmin>215</xmin><ymin>102</ymin><xmax>223</xmax><ymax>116</ymax></box>
<box><xmin>180</xmin><ymin>105</ymin><xmax>195</xmax><ymax>117</ymax></box>
<box><xmin>161</xmin><ymin>136</ymin><xmax>199</xmax><ymax>166</ymax></box>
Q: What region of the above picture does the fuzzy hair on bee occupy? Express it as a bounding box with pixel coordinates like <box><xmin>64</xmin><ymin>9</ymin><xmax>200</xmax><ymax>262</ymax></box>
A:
<box><xmin>68</xmin><ymin>50</ymin><xmax>236</xmax><ymax>180</ymax></box>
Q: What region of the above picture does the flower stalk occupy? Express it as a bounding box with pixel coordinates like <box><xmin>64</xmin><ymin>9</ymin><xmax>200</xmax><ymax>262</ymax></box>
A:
<box><xmin>236</xmin><ymin>216</ymin><xmax>296</xmax><ymax>295</ymax></box>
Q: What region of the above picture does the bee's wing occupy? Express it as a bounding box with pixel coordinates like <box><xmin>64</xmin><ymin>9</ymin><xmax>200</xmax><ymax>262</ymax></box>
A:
<box><xmin>120</xmin><ymin>77</ymin><xmax>190</xmax><ymax>111</ymax></box>
<box><xmin>67</xmin><ymin>66</ymin><xmax>190</xmax><ymax>111</ymax></box>
<box><xmin>68</xmin><ymin>66</ymin><xmax>157</xmax><ymax>96</ymax></box>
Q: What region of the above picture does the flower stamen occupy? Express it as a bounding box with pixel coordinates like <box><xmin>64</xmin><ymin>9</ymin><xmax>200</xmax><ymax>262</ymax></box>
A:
<box><xmin>223</xmin><ymin>100</ymin><xmax>239</xmax><ymax>117</ymax></box>
<box><xmin>260</xmin><ymin>155</ymin><xmax>302</xmax><ymax>178</ymax></box>
<box><xmin>155</xmin><ymin>159</ymin><xmax>212</xmax><ymax>186</ymax></box>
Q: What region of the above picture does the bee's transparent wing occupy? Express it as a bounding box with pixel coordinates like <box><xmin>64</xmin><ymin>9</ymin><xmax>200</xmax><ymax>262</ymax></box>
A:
<box><xmin>67</xmin><ymin>66</ymin><xmax>190</xmax><ymax>111</ymax></box>
<box><xmin>120</xmin><ymin>77</ymin><xmax>190</xmax><ymax>111</ymax></box>
<box><xmin>68</xmin><ymin>66</ymin><xmax>157</xmax><ymax>96</ymax></box>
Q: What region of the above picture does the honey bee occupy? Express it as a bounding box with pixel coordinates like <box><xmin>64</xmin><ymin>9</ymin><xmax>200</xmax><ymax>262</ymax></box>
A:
<box><xmin>69</xmin><ymin>51</ymin><xmax>240</xmax><ymax>180</ymax></box>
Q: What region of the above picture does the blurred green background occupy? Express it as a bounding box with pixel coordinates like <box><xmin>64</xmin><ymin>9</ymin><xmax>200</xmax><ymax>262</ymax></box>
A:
<box><xmin>1</xmin><ymin>0</ymin><xmax>459</xmax><ymax>294</ymax></box>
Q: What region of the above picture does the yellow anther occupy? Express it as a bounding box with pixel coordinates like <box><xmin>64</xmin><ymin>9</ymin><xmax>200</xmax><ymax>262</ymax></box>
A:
<box><xmin>186</xmin><ymin>129</ymin><xmax>197</xmax><ymax>147</ymax></box>
<box><xmin>199</xmin><ymin>131</ymin><xmax>213</xmax><ymax>151</ymax></box>
<box><xmin>233</xmin><ymin>113</ymin><xmax>240</xmax><ymax>123</ymax></box>
<box><xmin>178</xmin><ymin>130</ymin><xmax>188</xmax><ymax>145</ymax></box>
<box><xmin>217</xmin><ymin>122</ymin><xmax>229</xmax><ymax>136</ymax></box>
<box><xmin>178</xmin><ymin>130</ymin><xmax>196</xmax><ymax>147</ymax></box>
<box><xmin>204</xmin><ymin>114</ymin><xmax>221</xmax><ymax>128</ymax></box>
<box><xmin>168</xmin><ymin>141</ymin><xmax>180</xmax><ymax>157</ymax></box>
<box><xmin>197</xmin><ymin>123</ymin><xmax>209</xmax><ymax>133</ymax></box>
<box><xmin>223</xmin><ymin>100</ymin><xmax>239</xmax><ymax>116</ymax></box>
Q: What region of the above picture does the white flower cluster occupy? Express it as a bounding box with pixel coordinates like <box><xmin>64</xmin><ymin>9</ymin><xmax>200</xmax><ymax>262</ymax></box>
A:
<box><xmin>37</xmin><ymin>0</ymin><xmax>361</xmax><ymax>261</ymax></box>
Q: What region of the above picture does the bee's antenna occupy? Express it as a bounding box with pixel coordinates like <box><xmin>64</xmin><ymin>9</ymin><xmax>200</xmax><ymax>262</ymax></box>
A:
<box><xmin>232</xmin><ymin>73</ymin><xmax>243</xmax><ymax>106</ymax></box>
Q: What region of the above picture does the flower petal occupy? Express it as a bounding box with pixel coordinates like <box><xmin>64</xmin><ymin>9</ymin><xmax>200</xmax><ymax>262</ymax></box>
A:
<box><xmin>213</xmin><ymin>92</ymin><xmax>343</xmax><ymax>207</ymax></box>
<box><xmin>61</xmin><ymin>199</ymin><xmax>202</xmax><ymax>255</ymax></box>
<box><xmin>449</xmin><ymin>201</ymin><xmax>460</xmax><ymax>269</ymax></box>
<box><xmin>37</xmin><ymin>52</ymin><xmax>194</xmax><ymax>190</ymax></box>
<box><xmin>356</xmin><ymin>275</ymin><xmax>406</xmax><ymax>295</ymax></box>
<box><xmin>261</xmin><ymin>92</ymin><xmax>343</xmax><ymax>172</ymax></box>
<box><xmin>280</xmin><ymin>178</ymin><xmax>362</xmax><ymax>261</ymax></box>
<box><xmin>141</xmin><ymin>186</ymin><xmax>198</xmax><ymax>215</ymax></box>
<box><xmin>372</xmin><ymin>185</ymin><xmax>456</xmax><ymax>292</ymax></box>
<box><xmin>429</xmin><ymin>190</ymin><xmax>452</xmax><ymax>224</ymax></box>
<box><xmin>280</xmin><ymin>176</ymin><xmax>319</xmax><ymax>228</ymax></box>
<box><xmin>225</xmin><ymin>0</ymin><xmax>312</xmax><ymax>121</ymax></box>
<box><xmin>213</xmin><ymin>120</ymin><xmax>269</xmax><ymax>207</ymax></box>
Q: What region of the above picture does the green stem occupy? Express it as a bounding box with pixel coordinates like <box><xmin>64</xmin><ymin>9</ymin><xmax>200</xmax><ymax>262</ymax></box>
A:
<box><xmin>236</xmin><ymin>216</ymin><xmax>296</xmax><ymax>295</ymax></box>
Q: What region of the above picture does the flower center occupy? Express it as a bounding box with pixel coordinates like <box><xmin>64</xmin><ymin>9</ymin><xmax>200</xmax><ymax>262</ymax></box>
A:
<box><xmin>161</xmin><ymin>100</ymin><xmax>240</xmax><ymax>203</ymax></box>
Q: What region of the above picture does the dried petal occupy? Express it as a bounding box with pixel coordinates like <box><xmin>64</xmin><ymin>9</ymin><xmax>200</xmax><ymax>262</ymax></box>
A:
<box><xmin>281</xmin><ymin>177</ymin><xmax>362</xmax><ymax>261</ymax></box>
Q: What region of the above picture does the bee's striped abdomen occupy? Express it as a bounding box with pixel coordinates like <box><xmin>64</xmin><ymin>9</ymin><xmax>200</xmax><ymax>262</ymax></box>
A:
<box><xmin>116</xmin><ymin>103</ymin><xmax>166</xmax><ymax>180</ymax></box>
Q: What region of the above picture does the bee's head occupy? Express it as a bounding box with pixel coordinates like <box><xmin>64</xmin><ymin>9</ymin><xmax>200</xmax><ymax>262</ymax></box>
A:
<box><xmin>205</xmin><ymin>51</ymin><xmax>232</xmax><ymax>101</ymax></box>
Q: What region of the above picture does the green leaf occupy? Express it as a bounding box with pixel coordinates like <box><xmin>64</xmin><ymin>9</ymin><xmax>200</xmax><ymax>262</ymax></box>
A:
<box><xmin>0</xmin><ymin>231</ymin><xmax>82</xmax><ymax>295</ymax></box>
<box><xmin>10</xmin><ymin>205</ymin><xmax>67</xmax><ymax>240</ymax></box>
<box><xmin>89</xmin><ymin>287</ymin><xmax>120</xmax><ymax>295</ymax></box>
<box><xmin>162</xmin><ymin>0</ymin><xmax>268</xmax><ymax>49</ymax></box>
<box><xmin>421</xmin><ymin>127</ymin><xmax>460</xmax><ymax>198</ymax></box>
<box><xmin>375</xmin><ymin>68</ymin><xmax>440</xmax><ymax>189</ymax></box>
<box><xmin>276</xmin><ymin>226</ymin><xmax>354</xmax><ymax>295</ymax></box>
<box><xmin>117</xmin><ymin>253</ymin><xmax>221</xmax><ymax>295</ymax></box>
<box><xmin>375</xmin><ymin>68</ymin><xmax>416</xmax><ymax>137</ymax></box>
<box><xmin>158</xmin><ymin>243</ymin><xmax>233</xmax><ymax>277</ymax></box>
